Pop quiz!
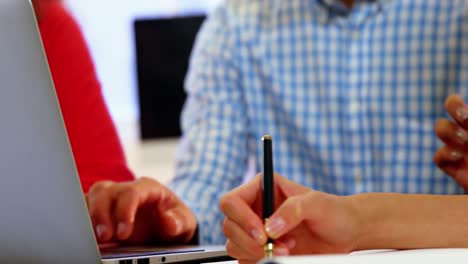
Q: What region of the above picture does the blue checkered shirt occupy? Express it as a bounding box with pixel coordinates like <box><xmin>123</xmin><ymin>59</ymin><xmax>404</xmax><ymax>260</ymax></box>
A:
<box><xmin>169</xmin><ymin>0</ymin><xmax>468</xmax><ymax>244</ymax></box>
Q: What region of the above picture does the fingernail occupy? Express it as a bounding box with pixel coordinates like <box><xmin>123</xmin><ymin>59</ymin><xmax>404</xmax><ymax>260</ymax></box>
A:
<box><xmin>117</xmin><ymin>222</ymin><xmax>127</xmax><ymax>237</ymax></box>
<box><xmin>173</xmin><ymin>218</ymin><xmax>182</xmax><ymax>234</ymax></box>
<box><xmin>456</xmin><ymin>107</ymin><xmax>468</xmax><ymax>122</ymax></box>
<box><xmin>284</xmin><ymin>238</ymin><xmax>296</xmax><ymax>249</ymax></box>
<box><xmin>166</xmin><ymin>211</ymin><xmax>182</xmax><ymax>234</ymax></box>
<box><xmin>456</xmin><ymin>129</ymin><xmax>468</xmax><ymax>144</ymax></box>
<box><xmin>251</xmin><ymin>229</ymin><xmax>266</xmax><ymax>245</ymax></box>
<box><xmin>95</xmin><ymin>224</ymin><xmax>107</xmax><ymax>240</ymax></box>
<box><xmin>265</xmin><ymin>217</ymin><xmax>286</xmax><ymax>238</ymax></box>
<box><xmin>450</xmin><ymin>151</ymin><xmax>463</xmax><ymax>161</ymax></box>
<box><xmin>274</xmin><ymin>247</ymin><xmax>289</xmax><ymax>256</ymax></box>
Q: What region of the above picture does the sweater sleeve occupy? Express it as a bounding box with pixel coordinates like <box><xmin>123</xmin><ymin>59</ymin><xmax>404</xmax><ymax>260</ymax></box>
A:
<box><xmin>38</xmin><ymin>3</ymin><xmax>134</xmax><ymax>193</ymax></box>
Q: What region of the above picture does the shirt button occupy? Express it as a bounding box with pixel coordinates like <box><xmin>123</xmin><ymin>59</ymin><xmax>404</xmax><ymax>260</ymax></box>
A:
<box><xmin>355</xmin><ymin>170</ymin><xmax>363</xmax><ymax>182</ymax></box>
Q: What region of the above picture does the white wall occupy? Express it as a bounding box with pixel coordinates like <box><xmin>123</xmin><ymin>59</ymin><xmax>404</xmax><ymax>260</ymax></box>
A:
<box><xmin>64</xmin><ymin>0</ymin><xmax>222</xmax><ymax>139</ymax></box>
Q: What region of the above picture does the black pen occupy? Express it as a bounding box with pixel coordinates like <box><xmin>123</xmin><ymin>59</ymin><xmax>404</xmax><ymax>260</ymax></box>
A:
<box><xmin>262</xmin><ymin>135</ymin><xmax>275</xmax><ymax>257</ymax></box>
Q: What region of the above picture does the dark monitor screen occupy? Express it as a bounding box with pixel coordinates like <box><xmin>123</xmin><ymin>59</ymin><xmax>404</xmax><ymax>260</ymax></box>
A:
<box><xmin>134</xmin><ymin>15</ymin><xmax>205</xmax><ymax>139</ymax></box>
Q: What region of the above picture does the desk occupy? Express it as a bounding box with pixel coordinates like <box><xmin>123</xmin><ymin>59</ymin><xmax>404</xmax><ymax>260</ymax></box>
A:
<box><xmin>265</xmin><ymin>249</ymin><xmax>468</xmax><ymax>264</ymax></box>
<box><xmin>205</xmin><ymin>261</ymin><xmax>237</xmax><ymax>264</ymax></box>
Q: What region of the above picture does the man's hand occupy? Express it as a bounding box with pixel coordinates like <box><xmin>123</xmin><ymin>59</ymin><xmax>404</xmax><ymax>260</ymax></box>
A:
<box><xmin>220</xmin><ymin>173</ymin><xmax>359</xmax><ymax>264</ymax></box>
<box><xmin>86</xmin><ymin>177</ymin><xmax>197</xmax><ymax>244</ymax></box>
<box><xmin>434</xmin><ymin>94</ymin><xmax>468</xmax><ymax>189</ymax></box>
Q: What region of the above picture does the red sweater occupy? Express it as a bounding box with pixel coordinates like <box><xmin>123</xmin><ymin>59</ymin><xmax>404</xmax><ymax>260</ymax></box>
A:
<box><xmin>38</xmin><ymin>3</ymin><xmax>134</xmax><ymax>192</ymax></box>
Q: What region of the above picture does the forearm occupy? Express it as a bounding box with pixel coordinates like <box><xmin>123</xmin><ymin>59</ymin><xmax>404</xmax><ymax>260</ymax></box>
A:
<box><xmin>350</xmin><ymin>193</ymin><xmax>468</xmax><ymax>250</ymax></box>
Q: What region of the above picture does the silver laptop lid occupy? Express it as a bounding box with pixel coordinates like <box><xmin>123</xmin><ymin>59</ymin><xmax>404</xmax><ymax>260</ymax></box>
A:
<box><xmin>0</xmin><ymin>1</ymin><xmax>100</xmax><ymax>263</ymax></box>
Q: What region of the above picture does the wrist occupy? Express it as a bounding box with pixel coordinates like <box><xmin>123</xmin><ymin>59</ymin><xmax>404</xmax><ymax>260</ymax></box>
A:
<box><xmin>344</xmin><ymin>193</ymin><xmax>380</xmax><ymax>251</ymax></box>
<box><xmin>343</xmin><ymin>194</ymin><xmax>365</xmax><ymax>252</ymax></box>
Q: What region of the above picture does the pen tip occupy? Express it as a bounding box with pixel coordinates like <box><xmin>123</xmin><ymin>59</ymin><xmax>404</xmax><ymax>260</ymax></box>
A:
<box><xmin>262</xmin><ymin>135</ymin><xmax>272</xmax><ymax>141</ymax></box>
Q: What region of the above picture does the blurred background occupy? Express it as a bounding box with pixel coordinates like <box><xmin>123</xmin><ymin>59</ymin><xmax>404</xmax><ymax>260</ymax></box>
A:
<box><xmin>64</xmin><ymin>0</ymin><xmax>222</xmax><ymax>182</ymax></box>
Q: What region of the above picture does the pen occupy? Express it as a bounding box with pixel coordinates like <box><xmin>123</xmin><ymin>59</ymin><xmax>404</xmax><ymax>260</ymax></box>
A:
<box><xmin>262</xmin><ymin>135</ymin><xmax>275</xmax><ymax>258</ymax></box>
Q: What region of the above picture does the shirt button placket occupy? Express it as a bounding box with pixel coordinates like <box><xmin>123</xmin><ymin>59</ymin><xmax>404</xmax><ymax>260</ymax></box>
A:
<box><xmin>348</xmin><ymin>28</ymin><xmax>364</xmax><ymax>193</ymax></box>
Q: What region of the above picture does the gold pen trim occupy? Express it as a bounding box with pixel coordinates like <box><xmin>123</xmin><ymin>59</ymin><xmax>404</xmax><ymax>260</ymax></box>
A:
<box><xmin>264</xmin><ymin>242</ymin><xmax>275</xmax><ymax>258</ymax></box>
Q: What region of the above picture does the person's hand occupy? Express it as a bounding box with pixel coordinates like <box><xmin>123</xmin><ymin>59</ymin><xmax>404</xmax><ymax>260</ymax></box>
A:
<box><xmin>434</xmin><ymin>94</ymin><xmax>468</xmax><ymax>189</ymax></box>
<box><xmin>219</xmin><ymin>173</ymin><xmax>359</xmax><ymax>264</ymax></box>
<box><xmin>86</xmin><ymin>177</ymin><xmax>197</xmax><ymax>245</ymax></box>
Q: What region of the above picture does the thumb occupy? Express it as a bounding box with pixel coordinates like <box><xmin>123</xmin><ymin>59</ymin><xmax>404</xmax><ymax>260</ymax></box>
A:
<box><xmin>265</xmin><ymin>191</ymin><xmax>332</xmax><ymax>239</ymax></box>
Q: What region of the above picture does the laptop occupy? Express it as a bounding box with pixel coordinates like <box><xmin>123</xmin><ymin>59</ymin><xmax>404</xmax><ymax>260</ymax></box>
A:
<box><xmin>0</xmin><ymin>1</ymin><xmax>229</xmax><ymax>263</ymax></box>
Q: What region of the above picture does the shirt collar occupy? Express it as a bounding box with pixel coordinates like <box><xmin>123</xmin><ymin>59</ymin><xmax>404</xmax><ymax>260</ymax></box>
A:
<box><xmin>315</xmin><ymin>0</ymin><xmax>392</xmax><ymax>24</ymax></box>
<box><xmin>318</xmin><ymin>0</ymin><xmax>391</xmax><ymax>12</ymax></box>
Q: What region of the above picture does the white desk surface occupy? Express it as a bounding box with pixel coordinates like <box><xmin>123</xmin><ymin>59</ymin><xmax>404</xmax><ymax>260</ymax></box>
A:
<box><xmin>266</xmin><ymin>249</ymin><xmax>468</xmax><ymax>264</ymax></box>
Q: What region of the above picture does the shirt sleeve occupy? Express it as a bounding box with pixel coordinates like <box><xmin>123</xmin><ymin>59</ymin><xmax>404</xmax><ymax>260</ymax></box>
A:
<box><xmin>169</xmin><ymin>4</ymin><xmax>249</xmax><ymax>244</ymax></box>
<box><xmin>38</xmin><ymin>3</ymin><xmax>134</xmax><ymax>193</ymax></box>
